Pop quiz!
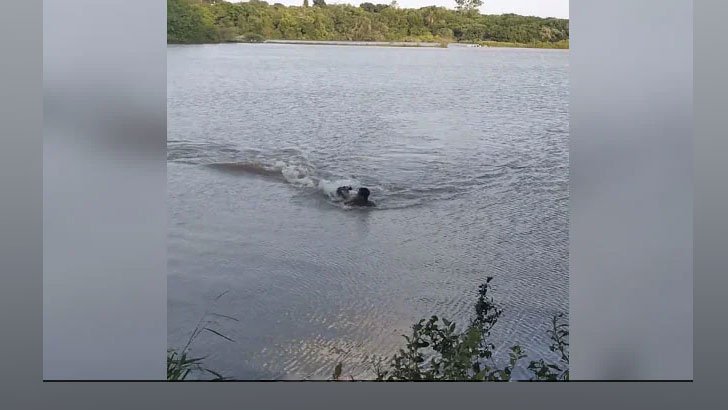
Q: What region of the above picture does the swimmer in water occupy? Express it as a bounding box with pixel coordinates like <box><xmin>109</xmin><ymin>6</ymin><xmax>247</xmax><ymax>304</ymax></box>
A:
<box><xmin>338</xmin><ymin>186</ymin><xmax>375</xmax><ymax>207</ymax></box>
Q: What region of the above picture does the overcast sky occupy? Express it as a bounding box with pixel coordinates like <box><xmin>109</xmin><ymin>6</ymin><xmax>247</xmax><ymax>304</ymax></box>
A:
<box><xmin>231</xmin><ymin>1</ymin><xmax>569</xmax><ymax>19</ymax></box>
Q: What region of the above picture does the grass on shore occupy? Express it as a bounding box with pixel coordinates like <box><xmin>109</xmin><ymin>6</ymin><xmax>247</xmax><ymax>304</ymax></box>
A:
<box><xmin>477</xmin><ymin>39</ymin><xmax>569</xmax><ymax>49</ymax></box>
<box><xmin>167</xmin><ymin>290</ymin><xmax>238</xmax><ymax>381</ymax></box>
<box><xmin>256</xmin><ymin>39</ymin><xmax>448</xmax><ymax>48</ymax></box>
<box><xmin>179</xmin><ymin>35</ymin><xmax>568</xmax><ymax>50</ymax></box>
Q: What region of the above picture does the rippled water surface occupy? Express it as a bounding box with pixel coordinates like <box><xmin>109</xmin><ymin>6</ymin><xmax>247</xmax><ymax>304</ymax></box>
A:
<box><xmin>167</xmin><ymin>44</ymin><xmax>569</xmax><ymax>380</ymax></box>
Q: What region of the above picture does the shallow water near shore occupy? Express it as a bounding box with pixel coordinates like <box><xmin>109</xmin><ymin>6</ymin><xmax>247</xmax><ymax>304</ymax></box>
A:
<box><xmin>167</xmin><ymin>43</ymin><xmax>569</xmax><ymax>380</ymax></box>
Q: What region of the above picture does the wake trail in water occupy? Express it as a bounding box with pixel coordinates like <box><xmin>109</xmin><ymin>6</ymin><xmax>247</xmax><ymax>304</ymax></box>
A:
<box><xmin>167</xmin><ymin>140</ymin><xmax>520</xmax><ymax>210</ymax></box>
<box><xmin>207</xmin><ymin>160</ymin><xmax>365</xmax><ymax>207</ymax></box>
<box><xmin>169</xmin><ymin>141</ymin><xmax>377</xmax><ymax>207</ymax></box>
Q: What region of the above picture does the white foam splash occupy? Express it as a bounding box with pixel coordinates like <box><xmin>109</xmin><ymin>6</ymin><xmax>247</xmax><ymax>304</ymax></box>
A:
<box><xmin>275</xmin><ymin>160</ymin><xmax>317</xmax><ymax>188</ymax></box>
<box><xmin>318</xmin><ymin>178</ymin><xmax>360</xmax><ymax>201</ymax></box>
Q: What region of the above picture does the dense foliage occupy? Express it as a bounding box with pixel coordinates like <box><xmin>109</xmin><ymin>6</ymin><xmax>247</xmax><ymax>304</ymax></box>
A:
<box><xmin>168</xmin><ymin>0</ymin><xmax>569</xmax><ymax>46</ymax></box>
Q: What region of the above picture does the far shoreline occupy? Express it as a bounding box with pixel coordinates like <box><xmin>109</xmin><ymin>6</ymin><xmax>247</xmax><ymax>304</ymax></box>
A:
<box><xmin>168</xmin><ymin>39</ymin><xmax>569</xmax><ymax>50</ymax></box>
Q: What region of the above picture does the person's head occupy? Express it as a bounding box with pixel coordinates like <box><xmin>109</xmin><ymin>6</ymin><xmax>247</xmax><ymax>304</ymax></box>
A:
<box><xmin>357</xmin><ymin>187</ymin><xmax>370</xmax><ymax>199</ymax></box>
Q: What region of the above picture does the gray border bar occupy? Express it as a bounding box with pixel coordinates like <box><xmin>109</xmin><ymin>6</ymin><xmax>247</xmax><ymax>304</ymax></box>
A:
<box><xmin>694</xmin><ymin>0</ymin><xmax>726</xmax><ymax>391</ymax></box>
<box><xmin>570</xmin><ymin>0</ymin><xmax>693</xmax><ymax>380</ymax></box>
<box><xmin>41</xmin><ymin>0</ymin><xmax>167</xmax><ymax>379</ymax></box>
<box><xmin>0</xmin><ymin>0</ymin><xmax>43</xmax><ymax>401</ymax></box>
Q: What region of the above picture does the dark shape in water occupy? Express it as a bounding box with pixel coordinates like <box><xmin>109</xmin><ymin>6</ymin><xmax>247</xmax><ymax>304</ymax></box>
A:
<box><xmin>338</xmin><ymin>186</ymin><xmax>376</xmax><ymax>207</ymax></box>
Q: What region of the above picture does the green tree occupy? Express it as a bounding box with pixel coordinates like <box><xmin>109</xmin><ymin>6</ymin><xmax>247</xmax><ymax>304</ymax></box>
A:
<box><xmin>455</xmin><ymin>0</ymin><xmax>483</xmax><ymax>13</ymax></box>
<box><xmin>166</xmin><ymin>1</ymin><xmax>568</xmax><ymax>47</ymax></box>
<box><xmin>360</xmin><ymin>2</ymin><xmax>376</xmax><ymax>13</ymax></box>
<box><xmin>303</xmin><ymin>0</ymin><xmax>309</xmax><ymax>7</ymax></box>
<box><xmin>167</xmin><ymin>0</ymin><xmax>219</xmax><ymax>43</ymax></box>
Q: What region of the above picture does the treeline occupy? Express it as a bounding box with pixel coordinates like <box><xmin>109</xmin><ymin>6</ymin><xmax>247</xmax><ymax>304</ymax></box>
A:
<box><xmin>168</xmin><ymin>0</ymin><xmax>569</xmax><ymax>47</ymax></box>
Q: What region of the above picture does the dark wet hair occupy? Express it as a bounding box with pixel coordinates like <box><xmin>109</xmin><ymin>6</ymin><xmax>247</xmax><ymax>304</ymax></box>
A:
<box><xmin>357</xmin><ymin>187</ymin><xmax>370</xmax><ymax>199</ymax></box>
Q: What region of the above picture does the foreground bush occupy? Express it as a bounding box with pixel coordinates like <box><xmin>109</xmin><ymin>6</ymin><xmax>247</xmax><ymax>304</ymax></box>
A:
<box><xmin>334</xmin><ymin>277</ymin><xmax>569</xmax><ymax>381</ymax></box>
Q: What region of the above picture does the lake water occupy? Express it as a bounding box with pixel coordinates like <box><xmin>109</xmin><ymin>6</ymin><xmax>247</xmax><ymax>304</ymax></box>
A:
<box><xmin>167</xmin><ymin>44</ymin><xmax>569</xmax><ymax>380</ymax></box>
